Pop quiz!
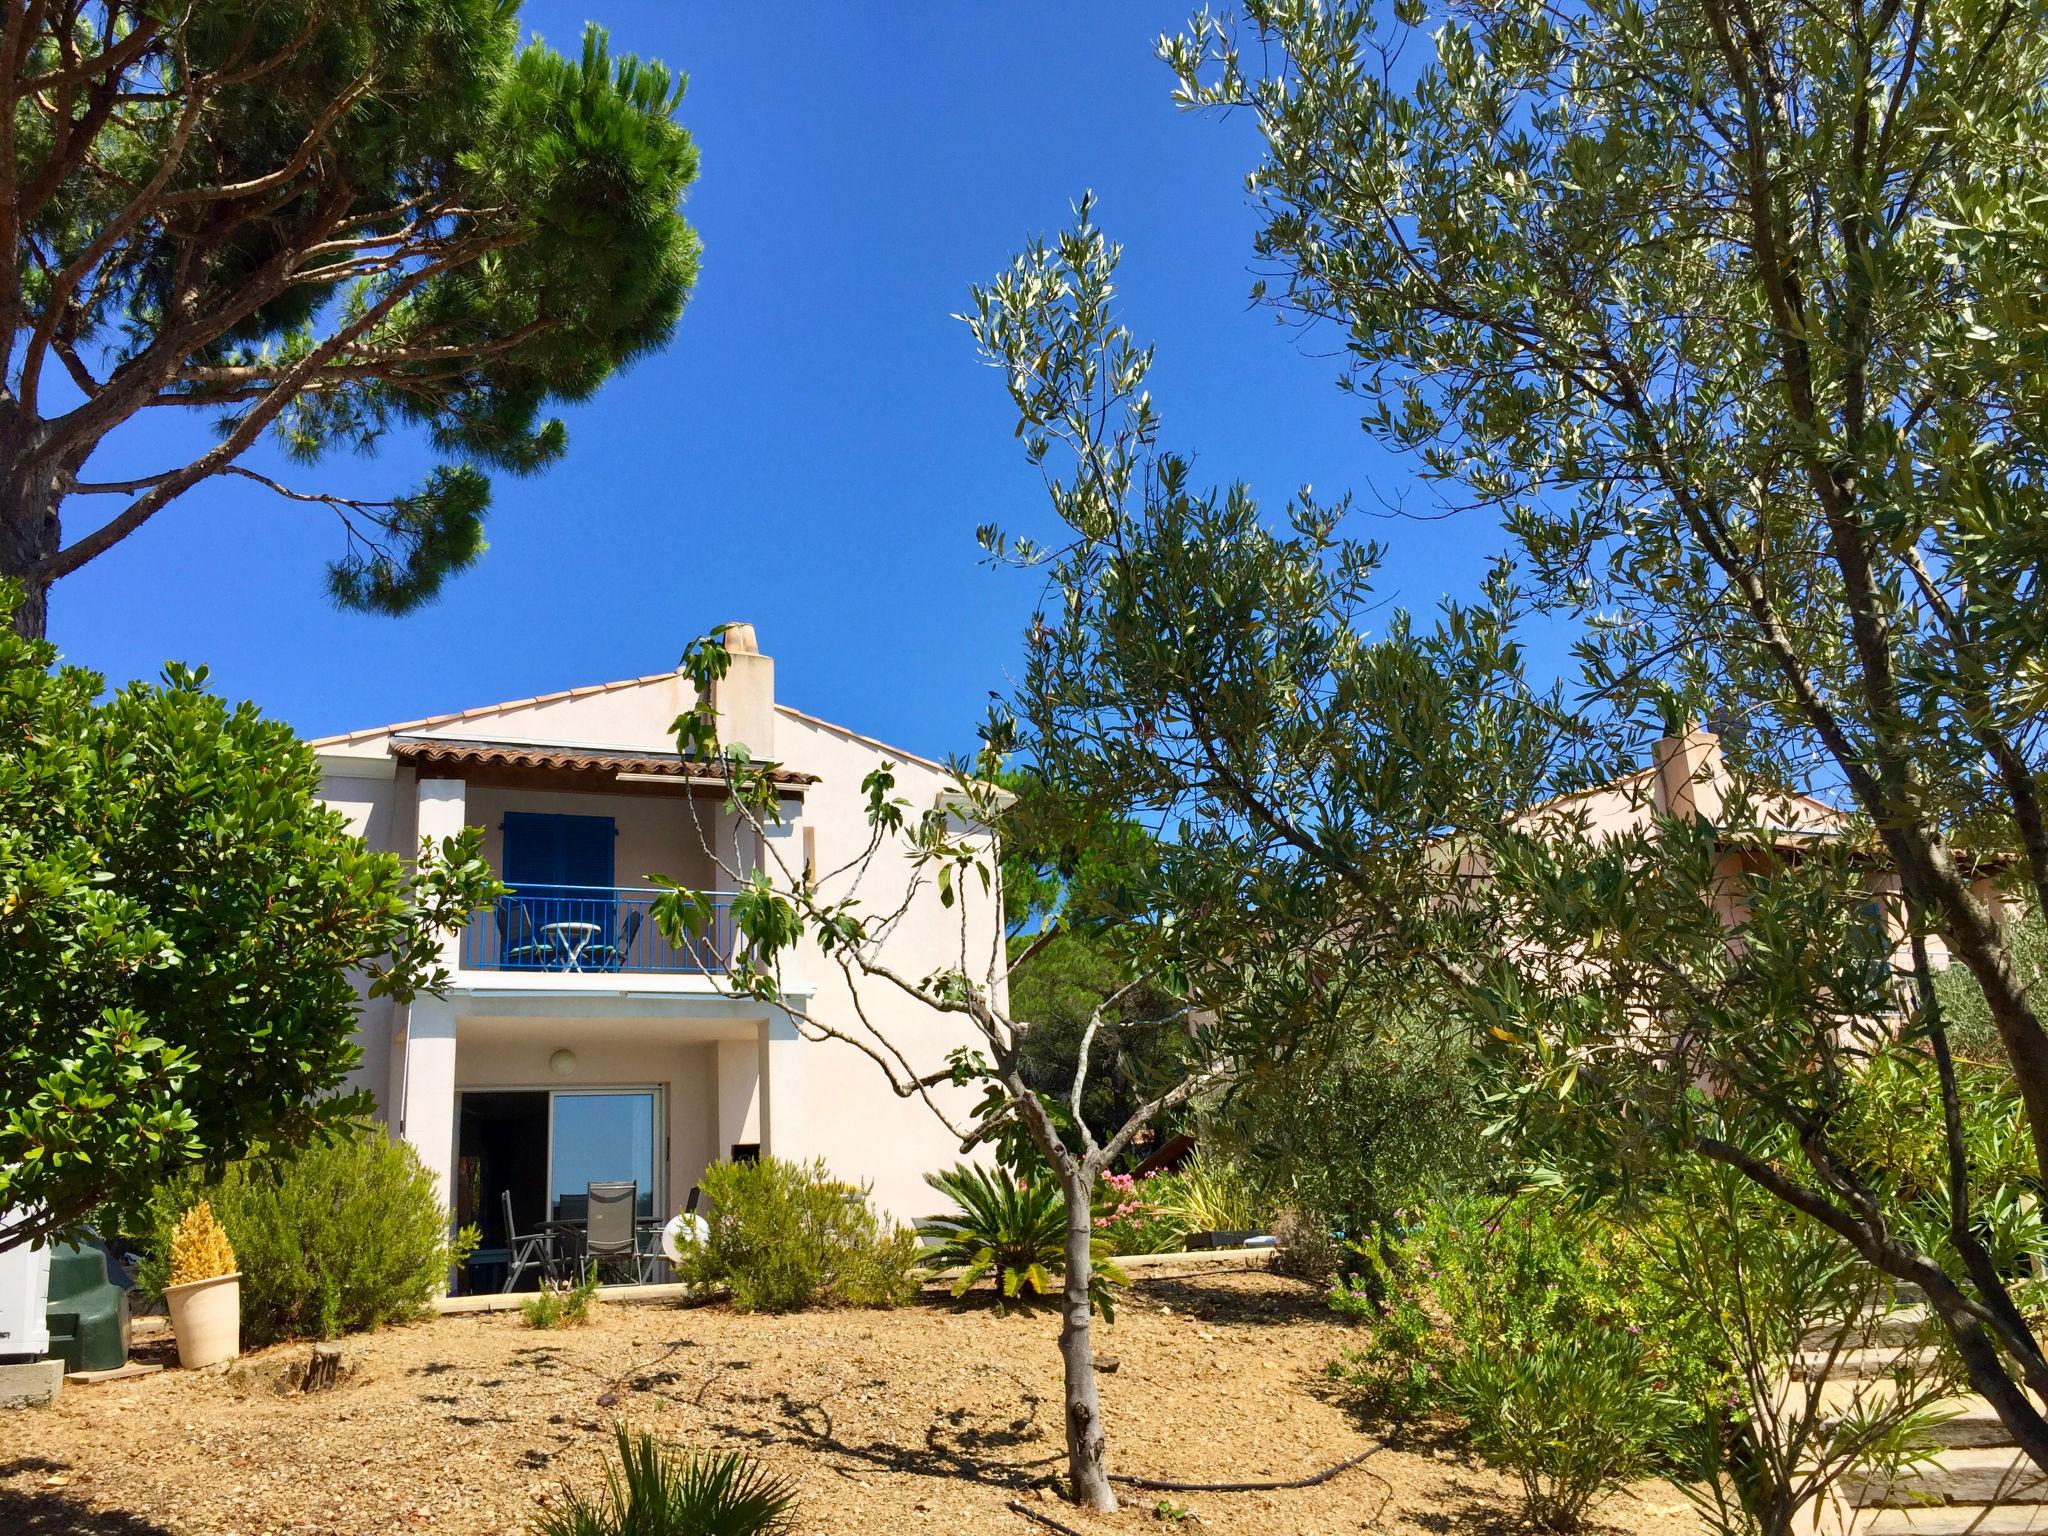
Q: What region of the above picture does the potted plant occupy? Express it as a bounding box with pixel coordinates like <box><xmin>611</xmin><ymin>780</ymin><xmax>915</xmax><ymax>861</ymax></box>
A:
<box><xmin>163</xmin><ymin>1199</ymin><xmax>240</xmax><ymax>1368</ymax></box>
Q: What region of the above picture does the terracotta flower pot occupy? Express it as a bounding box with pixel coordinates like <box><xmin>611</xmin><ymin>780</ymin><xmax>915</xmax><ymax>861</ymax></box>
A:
<box><xmin>165</xmin><ymin>1272</ymin><xmax>241</xmax><ymax>1368</ymax></box>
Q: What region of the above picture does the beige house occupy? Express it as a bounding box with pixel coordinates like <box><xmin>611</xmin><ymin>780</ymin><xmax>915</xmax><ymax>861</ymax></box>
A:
<box><xmin>312</xmin><ymin>627</ymin><xmax>999</xmax><ymax>1290</ymax></box>
<box><xmin>1511</xmin><ymin>726</ymin><xmax>2011</xmax><ymax>971</ymax></box>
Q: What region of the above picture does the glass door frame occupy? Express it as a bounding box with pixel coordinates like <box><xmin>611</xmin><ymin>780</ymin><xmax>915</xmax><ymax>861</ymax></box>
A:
<box><xmin>455</xmin><ymin>1082</ymin><xmax>666</xmax><ymax>1229</ymax></box>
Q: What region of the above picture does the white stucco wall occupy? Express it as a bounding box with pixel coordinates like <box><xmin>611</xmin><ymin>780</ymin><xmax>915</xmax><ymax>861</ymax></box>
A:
<box><xmin>766</xmin><ymin>709</ymin><xmax>1000</xmax><ymax>1224</ymax></box>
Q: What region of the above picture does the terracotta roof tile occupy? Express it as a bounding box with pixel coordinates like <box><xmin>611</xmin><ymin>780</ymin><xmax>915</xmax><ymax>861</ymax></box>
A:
<box><xmin>389</xmin><ymin>735</ymin><xmax>818</xmax><ymax>786</ymax></box>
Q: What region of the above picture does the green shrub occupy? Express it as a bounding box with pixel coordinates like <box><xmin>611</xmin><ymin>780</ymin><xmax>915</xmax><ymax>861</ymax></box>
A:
<box><xmin>920</xmin><ymin>1163</ymin><xmax>1125</xmax><ymax>1316</ymax></box>
<box><xmin>138</xmin><ymin>1128</ymin><xmax>473</xmax><ymax>1347</ymax></box>
<box><xmin>1646</xmin><ymin>1150</ymin><xmax>1962</xmax><ymax>1536</ymax></box>
<box><xmin>1207</xmin><ymin>1007</ymin><xmax>1483</xmax><ymax>1240</ymax></box>
<box><xmin>536</xmin><ymin>1425</ymin><xmax>795</xmax><ymax>1536</ymax></box>
<box><xmin>523</xmin><ymin>1264</ymin><xmax>600</xmax><ymax>1329</ymax></box>
<box><xmin>1325</xmin><ymin>1239</ymin><xmax>1446</xmax><ymax>1419</ymax></box>
<box><xmin>1328</xmin><ymin>1194</ymin><xmax>1716</xmax><ymax>1511</ymax></box>
<box><xmin>678</xmin><ymin>1157</ymin><xmax>921</xmax><ymax>1313</ymax></box>
<box><xmin>1270</xmin><ymin>1207</ymin><xmax>1343</xmax><ymax>1286</ymax></box>
<box><xmin>1450</xmin><ymin>1331</ymin><xmax>1674</xmax><ymax>1532</ymax></box>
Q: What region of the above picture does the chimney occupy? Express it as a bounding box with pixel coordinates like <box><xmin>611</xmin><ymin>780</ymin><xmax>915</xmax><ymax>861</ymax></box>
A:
<box><xmin>711</xmin><ymin>623</ymin><xmax>775</xmax><ymax>758</ymax></box>
<box><xmin>1650</xmin><ymin>725</ymin><xmax>1724</xmax><ymax>822</ymax></box>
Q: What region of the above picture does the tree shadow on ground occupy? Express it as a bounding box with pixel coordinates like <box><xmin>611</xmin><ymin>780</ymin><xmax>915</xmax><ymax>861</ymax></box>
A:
<box><xmin>719</xmin><ymin>1388</ymin><xmax>1062</xmax><ymax>1491</ymax></box>
<box><xmin>0</xmin><ymin>1488</ymin><xmax>177</xmax><ymax>1536</ymax></box>
<box><xmin>1406</xmin><ymin>1480</ymin><xmax>1528</xmax><ymax>1536</ymax></box>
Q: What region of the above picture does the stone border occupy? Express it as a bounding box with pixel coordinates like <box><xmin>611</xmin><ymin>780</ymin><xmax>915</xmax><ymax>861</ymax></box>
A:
<box><xmin>430</xmin><ymin>1245</ymin><xmax>1274</xmax><ymax>1318</ymax></box>
<box><xmin>0</xmin><ymin>1357</ymin><xmax>65</xmax><ymax>1410</ymax></box>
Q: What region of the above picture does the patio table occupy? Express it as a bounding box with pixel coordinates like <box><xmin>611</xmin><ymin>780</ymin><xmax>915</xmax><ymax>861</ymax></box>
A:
<box><xmin>542</xmin><ymin>920</ymin><xmax>603</xmax><ymax>971</ymax></box>
<box><xmin>544</xmin><ymin>1216</ymin><xmax>673</xmax><ymax>1284</ymax></box>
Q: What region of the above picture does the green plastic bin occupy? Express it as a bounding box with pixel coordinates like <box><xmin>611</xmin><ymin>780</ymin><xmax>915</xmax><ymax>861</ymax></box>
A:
<box><xmin>45</xmin><ymin>1240</ymin><xmax>130</xmax><ymax>1374</ymax></box>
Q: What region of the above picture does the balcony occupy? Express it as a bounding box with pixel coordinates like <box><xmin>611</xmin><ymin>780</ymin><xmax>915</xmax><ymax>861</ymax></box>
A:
<box><xmin>461</xmin><ymin>884</ymin><xmax>738</xmax><ymax>975</ymax></box>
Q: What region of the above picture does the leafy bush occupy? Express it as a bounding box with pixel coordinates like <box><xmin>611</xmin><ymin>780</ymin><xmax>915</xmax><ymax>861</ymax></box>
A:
<box><xmin>678</xmin><ymin>1157</ymin><xmax>921</xmax><ymax>1313</ymax></box>
<box><xmin>1207</xmin><ymin>1007</ymin><xmax>1482</xmax><ymax>1240</ymax></box>
<box><xmin>1270</xmin><ymin>1208</ymin><xmax>1342</xmax><ymax>1286</ymax></box>
<box><xmin>536</xmin><ymin>1425</ymin><xmax>795</xmax><ymax>1536</ymax></box>
<box><xmin>921</xmin><ymin>1163</ymin><xmax>1125</xmax><ymax>1316</ymax></box>
<box><xmin>1830</xmin><ymin>1045</ymin><xmax>2043</xmax><ymax>1277</ymax></box>
<box><xmin>1326</xmin><ymin>1237</ymin><xmax>1447</xmax><ymax>1419</ymax></box>
<box><xmin>1341</xmin><ymin>1196</ymin><xmax>1687</xmax><ymax>1527</ymax></box>
<box><xmin>140</xmin><ymin>1129</ymin><xmax>473</xmax><ymax>1347</ymax></box>
<box><xmin>523</xmin><ymin>1264</ymin><xmax>600</xmax><ymax>1329</ymax></box>
<box><xmin>1645</xmin><ymin>1151</ymin><xmax>1961</xmax><ymax>1536</ymax></box>
<box><xmin>1328</xmin><ymin>1192</ymin><xmax>1715</xmax><ymax>1524</ymax></box>
<box><xmin>1450</xmin><ymin>1331</ymin><xmax>1674</xmax><ymax>1531</ymax></box>
<box><xmin>1931</xmin><ymin>908</ymin><xmax>2047</xmax><ymax>1063</ymax></box>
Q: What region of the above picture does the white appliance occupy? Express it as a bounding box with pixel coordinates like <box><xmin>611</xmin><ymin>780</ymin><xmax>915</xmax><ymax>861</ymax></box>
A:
<box><xmin>0</xmin><ymin>1211</ymin><xmax>51</xmax><ymax>1359</ymax></box>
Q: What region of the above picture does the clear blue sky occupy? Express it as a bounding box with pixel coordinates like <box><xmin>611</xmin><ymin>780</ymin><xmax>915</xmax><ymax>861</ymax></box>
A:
<box><xmin>55</xmin><ymin>5</ymin><xmax>1506</xmax><ymax>760</ymax></box>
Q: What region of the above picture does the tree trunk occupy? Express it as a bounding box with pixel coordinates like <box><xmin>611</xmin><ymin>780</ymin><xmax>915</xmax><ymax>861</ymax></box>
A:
<box><xmin>0</xmin><ymin>450</ymin><xmax>61</xmax><ymax>639</ymax></box>
<box><xmin>1058</xmin><ymin>1164</ymin><xmax>1117</xmax><ymax>1513</ymax></box>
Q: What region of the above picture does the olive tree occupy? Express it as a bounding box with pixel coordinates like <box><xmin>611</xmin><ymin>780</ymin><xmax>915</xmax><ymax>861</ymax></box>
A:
<box><xmin>653</xmin><ymin>624</ymin><xmax>1339</xmax><ymax>1512</ymax></box>
<box><xmin>0</xmin><ymin>2</ymin><xmax>701</xmax><ymax>636</ymax></box>
<box><xmin>1162</xmin><ymin>0</ymin><xmax>2048</xmax><ymax>1464</ymax></box>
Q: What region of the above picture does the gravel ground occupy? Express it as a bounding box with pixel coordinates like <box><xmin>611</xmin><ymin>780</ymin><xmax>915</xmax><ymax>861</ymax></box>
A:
<box><xmin>1</xmin><ymin>1270</ymin><xmax>1702</xmax><ymax>1536</ymax></box>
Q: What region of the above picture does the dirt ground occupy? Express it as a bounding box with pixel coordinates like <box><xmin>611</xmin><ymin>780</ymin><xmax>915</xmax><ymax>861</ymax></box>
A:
<box><xmin>2</xmin><ymin>1269</ymin><xmax>1703</xmax><ymax>1536</ymax></box>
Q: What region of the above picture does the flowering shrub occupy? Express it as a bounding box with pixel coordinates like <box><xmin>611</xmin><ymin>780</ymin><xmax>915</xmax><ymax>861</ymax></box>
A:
<box><xmin>1091</xmin><ymin>1170</ymin><xmax>1186</xmax><ymax>1255</ymax></box>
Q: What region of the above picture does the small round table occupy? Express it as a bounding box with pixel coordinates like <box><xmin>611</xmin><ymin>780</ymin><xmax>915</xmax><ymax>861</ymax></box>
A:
<box><xmin>543</xmin><ymin>920</ymin><xmax>603</xmax><ymax>971</ymax></box>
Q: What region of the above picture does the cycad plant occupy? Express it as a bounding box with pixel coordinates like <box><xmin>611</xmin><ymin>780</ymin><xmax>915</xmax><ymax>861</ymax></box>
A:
<box><xmin>536</xmin><ymin>1426</ymin><xmax>795</xmax><ymax>1536</ymax></box>
<box><xmin>920</xmin><ymin>1163</ymin><xmax>1124</xmax><ymax>1317</ymax></box>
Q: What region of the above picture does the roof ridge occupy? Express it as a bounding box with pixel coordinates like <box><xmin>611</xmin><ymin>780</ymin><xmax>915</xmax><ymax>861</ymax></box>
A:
<box><xmin>308</xmin><ymin>666</ymin><xmax>687</xmax><ymax>748</ymax></box>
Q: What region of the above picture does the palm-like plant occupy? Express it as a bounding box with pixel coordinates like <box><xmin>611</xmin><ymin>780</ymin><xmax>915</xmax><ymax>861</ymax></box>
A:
<box><xmin>920</xmin><ymin>1164</ymin><xmax>1125</xmax><ymax>1317</ymax></box>
<box><xmin>536</xmin><ymin>1426</ymin><xmax>796</xmax><ymax>1536</ymax></box>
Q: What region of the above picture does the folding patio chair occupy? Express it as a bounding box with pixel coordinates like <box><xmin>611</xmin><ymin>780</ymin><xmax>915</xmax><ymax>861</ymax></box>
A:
<box><xmin>583</xmin><ymin>1180</ymin><xmax>644</xmax><ymax>1284</ymax></box>
<box><xmin>499</xmin><ymin>1189</ymin><xmax>575</xmax><ymax>1292</ymax></box>
<box><xmin>498</xmin><ymin>897</ymin><xmax>556</xmax><ymax>969</ymax></box>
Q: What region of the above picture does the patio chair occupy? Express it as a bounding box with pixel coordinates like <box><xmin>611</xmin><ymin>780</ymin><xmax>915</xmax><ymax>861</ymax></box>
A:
<box><xmin>499</xmin><ymin>1189</ymin><xmax>576</xmax><ymax>1293</ymax></box>
<box><xmin>589</xmin><ymin>906</ymin><xmax>644</xmax><ymax>971</ymax></box>
<box><xmin>583</xmin><ymin>1180</ymin><xmax>644</xmax><ymax>1284</ymax></box>
<box><xmin>498</xmin><ymin>898</ymin><xmax>556</xmax><ymax>969</ymax></box>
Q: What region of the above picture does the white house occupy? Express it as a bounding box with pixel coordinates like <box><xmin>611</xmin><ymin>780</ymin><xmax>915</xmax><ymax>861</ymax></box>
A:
<box><xmin>312</xmin><ymin>625</ymin><xmax>999</xmax><ymax>1291</ymax></box>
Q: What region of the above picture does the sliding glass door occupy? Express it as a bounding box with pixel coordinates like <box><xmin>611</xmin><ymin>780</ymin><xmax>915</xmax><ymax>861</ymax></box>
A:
<box><xmin>455</xmin><ymin>1086</ymin><xmax>662</xmax><ymax>1290</ymax></box>
<box><xmin>549</xmin><ymin>1090</ymin><xmax>658</xmax><ymax>1222</ymax></box>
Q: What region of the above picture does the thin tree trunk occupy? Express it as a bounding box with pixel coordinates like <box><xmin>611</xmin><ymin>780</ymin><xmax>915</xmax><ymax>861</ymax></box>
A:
<box><xmin>1058</xmin><ymin>1164</ymin><xmax>1116</xmax><ymax>1513</ymax></box>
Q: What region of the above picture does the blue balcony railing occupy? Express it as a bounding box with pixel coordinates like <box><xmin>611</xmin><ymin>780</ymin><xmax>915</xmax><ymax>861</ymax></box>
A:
<box><xmin>462</xmin><ymin>884</ymin><xmax>738</xmax><ymax>974</ymax></box>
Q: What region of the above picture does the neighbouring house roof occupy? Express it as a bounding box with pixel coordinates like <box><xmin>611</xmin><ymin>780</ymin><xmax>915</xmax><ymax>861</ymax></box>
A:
<box><xmin>389</xmin><ymin>735</ymin><xmax>819</xmax><ymax>787</ymax></box>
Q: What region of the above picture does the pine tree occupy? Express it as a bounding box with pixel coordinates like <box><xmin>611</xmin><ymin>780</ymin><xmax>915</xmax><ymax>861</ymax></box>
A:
<box><xmin>0</xmin><ymin>3</ymin><xmax>702</xmax><ymax>636</ymax></box>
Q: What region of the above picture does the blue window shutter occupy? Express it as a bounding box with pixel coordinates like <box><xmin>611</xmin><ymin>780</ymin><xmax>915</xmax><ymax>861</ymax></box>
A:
<box><xmin>501</xmin><ymin>812</ymin><xmax>557</xmax><ymax>888</ymax></box>
<box><xmin>561</xmin><ymin>815</ymin><xmax>616</xmax><ymax>889</ymax></box>
<box><xmin>502</xmin><ymin>813</ymin><xmax>616</xmax><ymax>889</ymax></box>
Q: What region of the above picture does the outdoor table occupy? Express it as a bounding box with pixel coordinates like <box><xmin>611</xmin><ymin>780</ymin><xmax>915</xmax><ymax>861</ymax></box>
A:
<box><xmin>542</xmin><ymin>920</ymin><xmax>602</xmax><ymax>971</ymax></box>
<box><xmin>541</xmin><ymin>1216</ymin><xmax>672</xmax><ymax>1284</ymax></box>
